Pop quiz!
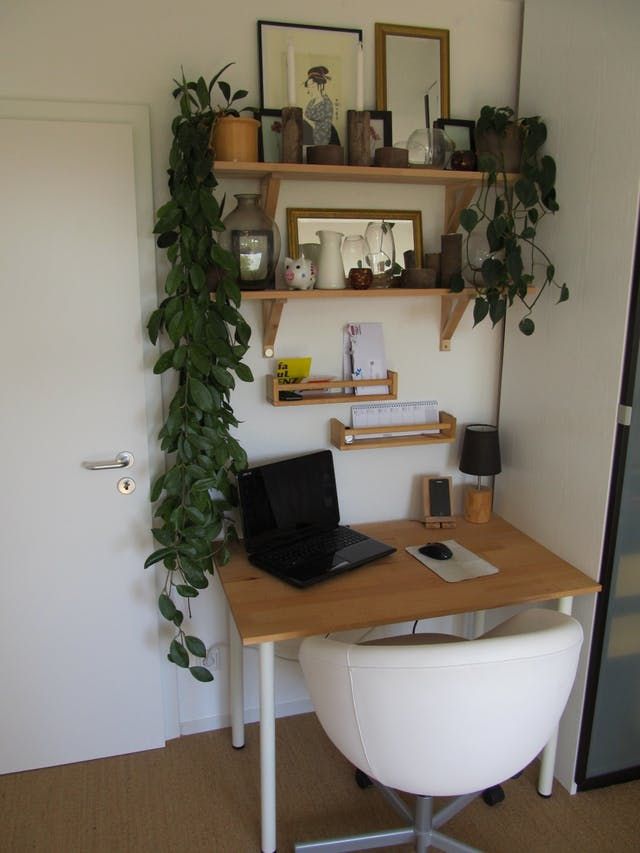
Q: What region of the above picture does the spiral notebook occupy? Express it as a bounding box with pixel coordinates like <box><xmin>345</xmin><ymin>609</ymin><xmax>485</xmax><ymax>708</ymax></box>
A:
<box><xmin>351</xmin><ymin>400</ymin><xmax>439</xmax><ymax>439</ymax></box>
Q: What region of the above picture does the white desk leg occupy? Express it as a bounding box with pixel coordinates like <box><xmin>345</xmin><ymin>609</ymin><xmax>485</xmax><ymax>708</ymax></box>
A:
<box><xmin>538</xmin><ymin>596</ymin><xmax>574</xmax><ymax>796</ymax></box>
<box><xmin>260</xmin><ymin>641</ymin><xmax>276</xmax><ymax>853</ymax></box>
<box><xmin>228</xmin><ymin>612</ymin><xmax>244</xmax><ymax>749</ymax></box>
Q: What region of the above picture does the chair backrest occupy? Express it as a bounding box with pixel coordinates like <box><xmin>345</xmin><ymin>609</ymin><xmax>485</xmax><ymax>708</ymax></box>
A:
<box><xmin>299</xmin><ymin>608</ymin><xmax>583</xmax><ymax>797</ymax></box>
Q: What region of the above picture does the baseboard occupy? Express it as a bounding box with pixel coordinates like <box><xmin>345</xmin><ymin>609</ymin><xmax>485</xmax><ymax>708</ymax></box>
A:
<box><xmin>179</xmin><ymin>697</ymin><xmax>313</xmax><ymax>737</ymax></box>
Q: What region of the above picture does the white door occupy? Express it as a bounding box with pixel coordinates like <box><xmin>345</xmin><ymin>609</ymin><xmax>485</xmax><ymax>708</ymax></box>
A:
<box><xmin>0</xmin><ymin>102</ymin><xmax>166</xmax><ymax>773</ymax></box>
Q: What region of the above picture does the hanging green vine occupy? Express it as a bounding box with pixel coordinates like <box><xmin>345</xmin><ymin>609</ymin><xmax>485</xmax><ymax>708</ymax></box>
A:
<box><xmin>452</xmin><ymin>106</ymin><xmax>569</xmax><ymax>335</ymax></box>
<box><xmin>145</xmin><ymin>68</ymin><xmax>253</xmax><ymax>681</ymax></box>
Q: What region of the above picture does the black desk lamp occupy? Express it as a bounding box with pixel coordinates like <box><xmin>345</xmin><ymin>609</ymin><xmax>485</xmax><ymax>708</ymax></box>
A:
<box><xmin>459</xmin><ymin>424</ymin><xmax>501</xmax><ymax>523</ymax></box>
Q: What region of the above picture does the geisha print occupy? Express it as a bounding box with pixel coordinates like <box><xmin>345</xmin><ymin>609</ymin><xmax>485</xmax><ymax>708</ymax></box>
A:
<box><xmin>303</xmin><ymin>65</ymin><xmax>341</xmax><ymax>145</ymax></box>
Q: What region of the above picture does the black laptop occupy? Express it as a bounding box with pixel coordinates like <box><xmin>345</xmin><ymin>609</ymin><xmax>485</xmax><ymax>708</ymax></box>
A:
<box><xmin>237</xmin><ymin>450</ymin><xmax>396</xmax><ymax>587</ymax></box>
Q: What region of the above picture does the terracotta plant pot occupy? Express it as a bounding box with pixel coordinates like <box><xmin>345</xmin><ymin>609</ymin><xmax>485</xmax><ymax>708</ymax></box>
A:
<box><xmin>475</xmin><ymin>123</ymin><xmax>523</xmax><ymax>173</ymax></box>
<box><xmin>210</xmin><ymin>116</ymin><xmax>259</xmax><ymax>163</ymax></box>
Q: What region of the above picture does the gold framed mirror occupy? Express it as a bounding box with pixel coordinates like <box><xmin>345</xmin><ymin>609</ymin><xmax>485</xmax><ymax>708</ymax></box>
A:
<box><xmin>375</xmin><ymin>23</ymin><xmax>450</xmax><ymax>146</ymax></box>
<box><xmin>286</xmin><ymin>207</ymin><xmax>423</xmax><ymax>278</ymax></box>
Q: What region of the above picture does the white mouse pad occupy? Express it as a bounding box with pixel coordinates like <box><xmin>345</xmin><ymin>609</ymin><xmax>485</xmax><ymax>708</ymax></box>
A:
<box><xmin>406</xmin><ymin>540</ymin><xmax>499</xmax><ymax>583</ymax></box>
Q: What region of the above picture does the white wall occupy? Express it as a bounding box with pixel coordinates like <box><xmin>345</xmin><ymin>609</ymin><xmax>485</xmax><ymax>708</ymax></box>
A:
<box><xmin>496</xmin><ymin>0</ymin><xmax>640</xmax><ymax>791</ymax></box>
<box><xmin>1</xmin><ymin>0</ymin><xmax>523</xmax><ymax>736</ymax></box>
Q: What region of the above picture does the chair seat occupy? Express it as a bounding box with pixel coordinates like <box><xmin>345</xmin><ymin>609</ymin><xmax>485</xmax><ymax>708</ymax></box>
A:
<box><xmin>296</xmin><ymin>609</ymin><xmax>584</xmax><ymax>852</ymax></box>
<box><xmin>360</xmin><ymin>632</ymin><xmax>467</xmax><ymax>646</ymax></box>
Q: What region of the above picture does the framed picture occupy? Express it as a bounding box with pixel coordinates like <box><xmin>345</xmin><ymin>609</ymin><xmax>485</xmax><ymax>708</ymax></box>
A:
<box><xmin>375</xmin><ymin>23</ymin><xmax>450</xmax><ymax>142</ymax></box>
<box><xmin>434</xmin><ymin>118</ymin><xmax>476</xmax><ymax>152</ymax></box>
<box><xmin>258</xmin><ymin>20</ymin><xmax>363</xmax><ymax>150</ymax></box>
<box><xmin>254</xmin><ymin>109</ymin><xmax>283</xmax><ymax>163</ymax></box>
<box><xmin>286</xmin><ymin>207</ymin><xmax>423</xmax><ymax>272</ymax></box>
<box><xmin>369</xmin><ymin>110</ymin><xmax>392</xmax><ymax>157</ymax></box>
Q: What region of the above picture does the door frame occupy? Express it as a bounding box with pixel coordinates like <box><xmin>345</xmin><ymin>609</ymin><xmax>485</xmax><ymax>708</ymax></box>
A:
<box><xmin>576</xmin><ymin>207</ymin><xmax>640</xmax><ymax>790</ymax></box>
<box><xmin>0</xmin><ymin>98</ymin><xmax>179</xmax><ymax>742</ymax></box>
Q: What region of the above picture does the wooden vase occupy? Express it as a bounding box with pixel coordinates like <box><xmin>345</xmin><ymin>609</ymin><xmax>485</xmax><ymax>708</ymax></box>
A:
<box><xmin>210</xmin><ymin>116</ymin><xmax>259</xmax><ymax>163</ymax></box>
<box><xmin>475</xmin><ymin>124</ymin><xmax>523</xmax><ymax>173</ymax></box>
<box><xmin>306</xmin><ymin>145</ymin><xmax>345</xmax><ymax>165</ymax></box>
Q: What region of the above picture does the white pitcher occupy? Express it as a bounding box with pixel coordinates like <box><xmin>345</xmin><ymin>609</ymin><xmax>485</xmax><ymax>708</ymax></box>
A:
<box><xmin>315</xmin><ymin>230</ymin><xmax>346</xmax><ymax>289</ymax></box>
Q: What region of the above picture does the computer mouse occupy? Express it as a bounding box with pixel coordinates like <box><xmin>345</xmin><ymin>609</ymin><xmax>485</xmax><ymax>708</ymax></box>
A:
<box><xmin>418</xmin><ymin>542</ymin><xmax>453</xmax><ymax>560</ymax></box>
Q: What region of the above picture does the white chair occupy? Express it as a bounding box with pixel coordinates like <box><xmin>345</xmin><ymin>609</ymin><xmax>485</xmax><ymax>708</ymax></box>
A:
<box><xmin>295</xmin><ymin>608</ymin><xmax>583</xmax><ymax>853</ymax></box>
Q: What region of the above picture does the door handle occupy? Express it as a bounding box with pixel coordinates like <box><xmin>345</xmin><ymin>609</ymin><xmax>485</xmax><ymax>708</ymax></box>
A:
<box><xmin>82</xmin><ymin>451</ymin><xmax>134</xmax><ymax>470</ymax></box>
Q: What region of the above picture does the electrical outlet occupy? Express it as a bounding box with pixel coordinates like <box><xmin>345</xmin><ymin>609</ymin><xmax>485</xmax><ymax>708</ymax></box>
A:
<box><xmin>205</xmin><ymin>643</ymin><xmax>224</xmax><ymax>670</ymax></box>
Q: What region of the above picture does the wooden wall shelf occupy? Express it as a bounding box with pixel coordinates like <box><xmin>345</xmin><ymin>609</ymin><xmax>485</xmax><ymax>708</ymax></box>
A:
<box><xmin>330</xmin><ymin>411</ymin><xmax>456</xmax><ymax>451</ymax></box>
<box><xmin>214</xmin><ymin>161</ymin><xmax>516</xmax><ymax>356</ymax></box>
<box><xmin>267</xmin><ymin>370</ymin><xmax>398</xmax><ymax>406</ymax></box>
<box><xmin>241</xmin><ymin>289</ymin><xmax>474</xmax><ymax>357</ymax></box>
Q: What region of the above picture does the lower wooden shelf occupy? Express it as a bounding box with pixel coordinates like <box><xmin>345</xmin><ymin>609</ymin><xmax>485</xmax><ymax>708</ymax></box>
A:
<box><xmin>267</xmin><ymin>371</ymin><xmax>398</xmax><ymax>406</ymax></box>
<box><xmin>330</xmin><ymin>411</ymin><xmax>456</xmax><ymax>451</ymax></box>
<box><xmin>240</xmin><ymin>289</ymin><xmax>474</xmax><ymax>356</ymax></box>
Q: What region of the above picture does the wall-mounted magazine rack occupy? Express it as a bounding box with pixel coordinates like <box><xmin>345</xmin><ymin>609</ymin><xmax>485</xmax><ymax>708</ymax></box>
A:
<box><xmin>267</xmin><ymin>371</ymin><xmax>398</xmax><ymax>406</ymax></box>
<box><xmin>330</xmin><ymin>411</ymin><xmax>456</xmax><ymax>450</ymax></box>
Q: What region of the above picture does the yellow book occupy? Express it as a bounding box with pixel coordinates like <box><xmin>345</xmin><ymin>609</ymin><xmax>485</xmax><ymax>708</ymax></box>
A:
<box><xmin>276</xmin><ymin>357</ymin><xmax>312</xmax><ymax>384</ymax></box>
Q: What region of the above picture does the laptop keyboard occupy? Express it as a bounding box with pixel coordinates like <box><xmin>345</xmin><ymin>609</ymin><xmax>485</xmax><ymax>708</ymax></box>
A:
<box><xmin>265</xmin><ymin>526</ymin><xmax>367</xmax><ymax>567</ymax></box>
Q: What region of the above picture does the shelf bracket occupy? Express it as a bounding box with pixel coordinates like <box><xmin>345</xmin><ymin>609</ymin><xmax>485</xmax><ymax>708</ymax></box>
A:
<box><xmin>261</xmin><ymin>299</ymin><xmax>287</xmax><ymax>358</ymax></box>
<box><xmin>444</xmin><ymin>183</ymin><xmax>478</xmax><ymax>234</ymax></box>
<box><xmin>440</xmin><ymin>293</ymin><xmax>472</xmax><ymax>351</ymax></box>
<box><xmin>260</xmin><ymin>174</ymin><xmax>280</xmax><ymax>221</ymax></box>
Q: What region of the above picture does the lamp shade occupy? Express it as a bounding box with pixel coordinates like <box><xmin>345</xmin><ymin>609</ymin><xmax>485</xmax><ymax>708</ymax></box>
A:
<box><xmin>459</xmin><ymin>424</ymin><xmax>501</xmax><ymax>476</ymax></box>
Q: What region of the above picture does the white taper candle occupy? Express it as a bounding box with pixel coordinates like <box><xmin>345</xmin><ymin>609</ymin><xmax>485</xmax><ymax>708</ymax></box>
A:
<box><xmin>355</xmin><ymin>42</ymin><xmax>364</xmax><ymax>111</ymax></box>
<box><xmin>286</xmin><ymin>42</ymin><xmax>296</xmax><ymax>107</ymax></box>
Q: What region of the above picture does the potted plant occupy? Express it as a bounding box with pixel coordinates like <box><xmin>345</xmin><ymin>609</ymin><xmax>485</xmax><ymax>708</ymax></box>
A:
<box><xmin>451</xmin><ymin>105</ymin><xmax>569</xmax><ymax>335</ymax></box>
<box><xmin>206</xmin><ymin>62</ymin><xmax>259</xmax><ymax>162</ymax></box>
<box><xmin>145</xmin><ymin>68</ymin><xmax>254</xmax><ymax>681</ymax></box>
<box><xmin>474</xmin><ymin>105</ymin><xmax>523</xmax><ymax>173</ymax></box>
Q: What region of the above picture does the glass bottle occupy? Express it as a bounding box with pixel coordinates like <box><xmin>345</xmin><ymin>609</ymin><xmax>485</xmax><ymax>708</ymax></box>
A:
<box><xmin>365</xmin><ymin>220</ymin><xmax>396</xmax><ymax>288</ymax></box>
<box><xmin>219</xmin><ymin>194</ymin><xmax>281</xmax><ymax>291</ymax></box>
<box><xmin>341</xmin><ymin>234</ymin><xmax>369</xmax><ymax>277</ymax></box>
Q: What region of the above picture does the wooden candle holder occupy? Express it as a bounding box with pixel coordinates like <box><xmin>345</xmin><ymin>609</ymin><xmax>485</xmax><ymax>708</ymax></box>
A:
<box><xmin>280</xmin><ymin>107</ymin><xmax>303</xmax><ymax>164</ymax></box>
<box><xmin>347</xmin><ymin>110</ymin><xmax>371</xmax><ymax>166</ymax></box>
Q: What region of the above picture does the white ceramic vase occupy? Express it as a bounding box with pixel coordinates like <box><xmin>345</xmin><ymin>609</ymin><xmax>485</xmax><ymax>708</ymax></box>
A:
<box><xmin>315</xmin><ymin>230</ymin><xmax>346</xmax><ymax>289</ymax></box>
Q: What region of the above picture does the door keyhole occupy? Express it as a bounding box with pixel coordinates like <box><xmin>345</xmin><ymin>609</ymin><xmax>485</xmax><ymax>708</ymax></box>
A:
<box><xmin>117</xmin><ymin>477</ymin><xmax>136</xmax><ymax>495</ymax></box>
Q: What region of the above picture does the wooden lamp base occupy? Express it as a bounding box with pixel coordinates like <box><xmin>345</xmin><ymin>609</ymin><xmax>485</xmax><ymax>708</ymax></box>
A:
<box><xmin>463</xmin><ymin>486</ymin><xmax>493</xmax><ymax>524</ymax></box>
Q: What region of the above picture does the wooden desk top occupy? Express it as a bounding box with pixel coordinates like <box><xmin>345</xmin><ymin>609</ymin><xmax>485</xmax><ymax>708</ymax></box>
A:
<box><xmin>218</xmin><ymin>516</ymin><xmax>601</xmax><ymax>645</ymax></box>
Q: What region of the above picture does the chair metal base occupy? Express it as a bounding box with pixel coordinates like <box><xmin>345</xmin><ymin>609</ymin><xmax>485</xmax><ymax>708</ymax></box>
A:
<box><xmin>294</xmin><ymin>782</ymin><xmax>482</xmax><ymax>853</ymax></box>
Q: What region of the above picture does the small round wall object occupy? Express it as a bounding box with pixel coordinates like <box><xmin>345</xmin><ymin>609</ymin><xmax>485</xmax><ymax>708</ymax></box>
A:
<box><xmin>117</xmin><ymin>477</ymin><xmax>136</xmax><ymax>495</ymax></box>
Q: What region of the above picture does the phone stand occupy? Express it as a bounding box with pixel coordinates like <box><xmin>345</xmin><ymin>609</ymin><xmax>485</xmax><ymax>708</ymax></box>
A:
<box><xmin>422</xmin><ymin>476</ymin><xmax>456</xmax><ymax>529</ymax></box>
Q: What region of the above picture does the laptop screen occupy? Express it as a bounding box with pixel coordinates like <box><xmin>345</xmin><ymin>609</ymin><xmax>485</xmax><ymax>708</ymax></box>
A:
<box><xmin>237</xmin><ymin>450</ymin><xmax>340</xmax><ymax>553</ymax></box>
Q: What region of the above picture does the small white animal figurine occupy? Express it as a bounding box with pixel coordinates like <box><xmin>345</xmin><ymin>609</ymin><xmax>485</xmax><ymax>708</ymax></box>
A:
<box><xmin>284</xmin><ymin>256</ymin><xmax>316</xmax><ymax>290</ymax></box>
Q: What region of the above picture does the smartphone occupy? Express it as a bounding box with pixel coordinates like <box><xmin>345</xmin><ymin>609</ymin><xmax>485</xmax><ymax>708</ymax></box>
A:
<box><xmin>428</xmin><ymin>478</ymin><xmax>451</xmax><ymax>517</ymax></box>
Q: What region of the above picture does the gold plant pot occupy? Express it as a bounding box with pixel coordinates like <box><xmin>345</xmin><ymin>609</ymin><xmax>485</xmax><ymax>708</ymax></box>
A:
<box><xmin>210</xmin><ymin>116</ymin><xmax>260</xmax><ymax>163</ymax></box>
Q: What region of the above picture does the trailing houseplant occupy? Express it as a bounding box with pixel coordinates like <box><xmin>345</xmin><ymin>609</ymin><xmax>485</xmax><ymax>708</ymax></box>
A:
<box><xmin>145</xmin><ymin>67</ymin><xmax>254</xmax><ymax>681</ymax></box>
<box><xmin>451</xmin><ymin>105</ymin><xmax>568</xmax><ymax>335</ymax></box>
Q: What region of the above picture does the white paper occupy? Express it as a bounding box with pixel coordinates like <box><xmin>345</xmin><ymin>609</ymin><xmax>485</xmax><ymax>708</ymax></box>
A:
<box><xmin>346</xmin><ymin>322</ymin><xmax>388</xmax><ymax>395</ymax></box>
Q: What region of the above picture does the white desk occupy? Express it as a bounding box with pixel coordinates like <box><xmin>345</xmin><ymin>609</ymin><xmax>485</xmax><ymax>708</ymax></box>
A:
<box><xmin>218</xmin><ymin>516</ymin><xmax>600</xmax><ymax>852</ymax></box>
